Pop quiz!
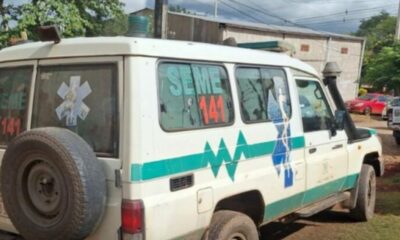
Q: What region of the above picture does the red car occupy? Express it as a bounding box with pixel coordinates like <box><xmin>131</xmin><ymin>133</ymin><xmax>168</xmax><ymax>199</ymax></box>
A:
<box><xmin>346</xmin><ymin>93</ymin><xmax>392</xmax><ymax>115</ymax></box>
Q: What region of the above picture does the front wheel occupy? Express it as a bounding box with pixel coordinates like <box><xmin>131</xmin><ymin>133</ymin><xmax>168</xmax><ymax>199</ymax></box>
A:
<box><xmin>206</xmin><ymin>210</ymin><xmax>259</xmax><ymax>240</ymax></box>
<box><xmin>350</xmin><ymin>164</ymin><xmax>376</xmax><ymax>221</ymax></box>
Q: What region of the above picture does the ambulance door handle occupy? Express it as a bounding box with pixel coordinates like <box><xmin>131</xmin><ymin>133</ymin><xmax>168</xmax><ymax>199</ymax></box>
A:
<box><xmin>332</xmin><ymin>144</ymin><xmax>343</xmax><ymax>150</ymax></box>
<box><xmin>309</xmin><ymin>148</ymin><xmax>317</xmax><ymax>154</ymax></box>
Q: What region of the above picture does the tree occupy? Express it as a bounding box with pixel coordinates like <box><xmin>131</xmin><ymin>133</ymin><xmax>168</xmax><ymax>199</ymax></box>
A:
<box><xmin>365</xmin><ymin>43</ymin><xmax>400</xmax><ymax>94</ymax></box>
<box><xmin>0</xmin><ymin>0</ymin><xmax>125</xmax><ymax>49</ymax></box>
<box><xmin>356</xmin><ymin>12</ymin><xmax>396</xmax><ymax>63</ymax></box>
<box><xmin>354</xmin><ymin>12</ymin><xmax>397</xmax><ymax>90</ymax></box>
<box><xmin>0</xmin><ymin>0</ymin><xmax>18</xmax><ymax>49</ymax></box>
<box><xmin>101</xmin><ymin>13</ymin><xmax>128</xmax><ymax>36</ymax></box>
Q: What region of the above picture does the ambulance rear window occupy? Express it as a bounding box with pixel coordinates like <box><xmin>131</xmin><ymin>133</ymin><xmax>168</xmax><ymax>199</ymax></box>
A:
<box><xmin>32</xmin><ymin>64</ymin><xmax>119</xmax><ymax>157</ymax></box>
<box><xmin>0</xmin><ymin>66</ymin><xmax>32</xmax><ymax>146</ymax></box>
<box><xmin>158</xmin><ymin>62</ymin><xmax>234</xmax><ymax>131</ymax></box>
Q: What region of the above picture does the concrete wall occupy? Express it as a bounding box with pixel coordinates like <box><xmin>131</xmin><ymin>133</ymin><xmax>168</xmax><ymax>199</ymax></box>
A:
<box><xmin>223</xmin><ymin>26</ymin><xmax>363</xmax><ymax>101</ymax></box>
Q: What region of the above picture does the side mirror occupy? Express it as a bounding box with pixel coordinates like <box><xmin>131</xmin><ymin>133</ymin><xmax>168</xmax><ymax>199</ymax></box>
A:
<box><xmin>335</xmin><ymin>110</ymin><xmax>346</xmax><ymax>130</ymax></box>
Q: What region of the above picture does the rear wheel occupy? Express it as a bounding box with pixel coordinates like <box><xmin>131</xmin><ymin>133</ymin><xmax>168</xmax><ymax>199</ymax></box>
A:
<box><xmin>206</xmin><ymin>210</ymin><xmax>259</xmax><ymax>240</ymax></box>
<box><xmin>350</xmin><ymin>164</ymin><xmax>376</xmax><ymax>221</ymax></box>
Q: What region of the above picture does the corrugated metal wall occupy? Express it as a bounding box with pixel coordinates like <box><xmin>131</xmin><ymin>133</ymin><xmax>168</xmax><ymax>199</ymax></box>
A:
<box><xmin>168</xmin><ymin>15</ymin><xmax>222</xmax><ymax>43</ymax></box>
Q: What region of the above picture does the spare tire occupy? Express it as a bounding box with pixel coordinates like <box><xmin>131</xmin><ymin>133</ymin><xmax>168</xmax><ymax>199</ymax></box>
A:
<box><xmin>0</xmin><ymin>127</ymin><xmax>106</xmax><ymax>240</ymax></box>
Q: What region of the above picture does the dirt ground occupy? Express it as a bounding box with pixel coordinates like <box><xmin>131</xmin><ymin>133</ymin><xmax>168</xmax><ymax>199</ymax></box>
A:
<box><xmin>260</xmin><ymin>114</ymin><xmax>400</xmax><ymax>240</ymax></box>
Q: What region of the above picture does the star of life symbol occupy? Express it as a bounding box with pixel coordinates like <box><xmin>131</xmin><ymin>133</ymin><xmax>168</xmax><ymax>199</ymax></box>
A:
<box><xmin>56</xmin><ymin>76</ymin><xmax>92</xmax><ymax>127</ymax></box>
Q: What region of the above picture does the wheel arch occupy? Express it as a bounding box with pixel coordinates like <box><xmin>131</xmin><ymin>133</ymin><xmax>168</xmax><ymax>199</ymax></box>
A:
<box><xmin>363</xmin><ymin>151</ymin><xmax>382</xmax><ymax>176</ymax></box>
<box><xmin>213</xmin><ymin>190</ymin><xmax>265</xmax><ymax>226</ymax></box>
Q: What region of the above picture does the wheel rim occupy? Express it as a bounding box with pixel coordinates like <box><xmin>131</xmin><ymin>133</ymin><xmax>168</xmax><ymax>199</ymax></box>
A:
<box><xmin>27</xmin><ymin>162</ymin><xmax>62</xmax><ymax>216</ymax></box>
<box><xmin>17</xmin><ymin>153</ymin><xmax>67</xmax><ymax>228</ymax></box>
<box><xmin>365</xmin><ymin>108</ymin><xmax>371</xmax><ymax>115</ymax></box>
<box><xmin>228</xmin><ymin>233</ymin><xmax>247</xmax><ymax>240</ymax></box>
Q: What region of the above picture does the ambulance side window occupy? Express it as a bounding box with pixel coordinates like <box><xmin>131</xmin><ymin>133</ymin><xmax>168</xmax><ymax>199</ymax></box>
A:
<box><xmin>0</xmin><ymin>66</ymin><xmax>33</xmax><ymax>146</ymax></box>
<box><xmin>236</xmin><ymin>67</ymin><xmax>291</xmax><ymax>123</ymax></box>
<box><xmin>158</xmin><ymin>62</ymin><xmax>234</xmax><ymax>131</ymax></box>
<box><xmin>296</xmin><ymin>79</ymin><xmax>334</xmax><ymax>132</ymax></box>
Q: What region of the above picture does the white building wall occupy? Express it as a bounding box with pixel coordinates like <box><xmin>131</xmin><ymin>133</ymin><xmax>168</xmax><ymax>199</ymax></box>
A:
<box><xmin>327</xmin><ymin>39</ymin><xmax>363</xmax><ymax>101</ymax></box>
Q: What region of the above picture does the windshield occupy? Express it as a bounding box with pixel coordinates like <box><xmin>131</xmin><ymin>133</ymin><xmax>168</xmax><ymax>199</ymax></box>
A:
<box><xmin>358</xmin><ymin>94</ymin><xmax>374</xmax><ymax>101</ymax></box>
<box><xmin>391</xmin><ymin>98</ymin><xmax>400</xmax><ymax>107</ymax></box>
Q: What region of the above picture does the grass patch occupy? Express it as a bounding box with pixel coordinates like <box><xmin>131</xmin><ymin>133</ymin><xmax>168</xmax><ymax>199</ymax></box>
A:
<box><xmin>375</xmin><ymin>191</ymin><xmax>400</xmax><ymax>215</ymax></box>
<box><xmin>378</xmin><ymin>174</ymin><xmax>400</xmax><ymax>186</ymax></box>
<box><xmin>324</xmin><ymin>215</ymin><xmax>400</xmax><ymax>240</ymax></box>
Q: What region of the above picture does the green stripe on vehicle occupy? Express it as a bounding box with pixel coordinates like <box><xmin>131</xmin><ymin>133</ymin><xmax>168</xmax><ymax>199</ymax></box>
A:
<box><xmin>369</xmin><ymin>128</ymin><xmax>377</xmax><ymax>135</ymax></box>
<box><xmin>130</xmin><ymin>133</ymin><xmax>305</xmax><ymax>182</ymax></box>
<box><xmin>264</xmin><ymin>174</ymin><xmax>359</xmax><ymax>222</ymax></box>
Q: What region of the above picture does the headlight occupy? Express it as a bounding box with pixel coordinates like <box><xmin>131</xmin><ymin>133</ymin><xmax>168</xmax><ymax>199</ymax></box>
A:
<box><xmin>355</xmin><ymin>103</ymin><xmax>364</xmax><ymax>107</ymax></box>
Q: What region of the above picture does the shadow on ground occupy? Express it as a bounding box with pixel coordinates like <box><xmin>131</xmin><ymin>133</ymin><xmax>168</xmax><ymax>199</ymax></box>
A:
<box><xmin>259</xmin><ymin>210</ymin><xmax>356</xmax><ymax>239</ymax></box>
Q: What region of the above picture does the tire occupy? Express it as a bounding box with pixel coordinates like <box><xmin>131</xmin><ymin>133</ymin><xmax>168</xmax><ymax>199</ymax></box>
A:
<box><xmin>0</xmin><ymin>127</ymin><xmax>106</xmax><ymax>240</ymax></box>
<box><xmin>206</xmin><ymin>210</ymin><xmax>259</xmax><ymax>240</ymax></box>
<box><xmin>350</xmin><ymin>164</ymin><xmax>376</xmax><ymax>221</ymax></box>
<box><xmin>364</xmin><ymin>107</ymin><xmax>371</xmax><ymax>116</ymax></box>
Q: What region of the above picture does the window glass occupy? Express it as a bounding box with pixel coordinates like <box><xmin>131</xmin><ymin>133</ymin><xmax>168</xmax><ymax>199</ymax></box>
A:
<box><xmin>391</xmin><ymin>98</ymin><xmax>400</xmax><ymax>107</ymax></box>
<box><xmin>236</xmin><ymin>67</ymin><xmax>291</xmax><ymax>123</ymax></box>
<box><xmin>378</xmin><ymin>96</ymin><xmax>388</xmax><ymax>102</ymax></box>
<box><xmin>159</xmin><ymin>62</ymin><xmax>234</xmax><ymax>130</ymax></box>
<box><xmin>358</xmin><ymin>94</ymin><xmax>374</xmax><ymax>101</ymax></box>
<box><xmin>296</xmin><ymin>80</ymin><xmax>334</xmax><ymax>132</ymax></box>
<box><xmin>32</xmin><ymin>64</ymin><xmax>118</xmax><ymax>156</ymax></box>
<box><xmin>0</xmin><ymin>66</ymin><xmax>32</xmax><ymax>145</ymax></box>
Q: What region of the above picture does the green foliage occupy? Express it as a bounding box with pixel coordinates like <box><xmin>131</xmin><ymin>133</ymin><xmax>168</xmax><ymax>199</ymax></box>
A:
<box><xmin>0</xmin><ymin>0</ymin><xmax>125</xmax><ymax>49</ymax></box>
<box><xmin>358</xmin><ymin>88</ymin><xmax>368</xmax><ymax>96</ymax></box>
<box><xmin>365</xmin><ymin>43</ymin><xmax>400</xmax><ymax>94</ymax></box>
<box><xmin>356</xmin><ymin>11</ymin><xmax>396</xmax><ymax>54</ymax></box>
<box><xmin>355</xmin><ymin>11</ymin><xmax>398</xmax><ymax>91</ymax></box>
<box><xmin>101</xmin><ymin>14</ymin><xmax>128</xmax><ymax>36</ymax></box>
<box><xmin>17</xmin><ymin>1</ymin><xmax>88</xmax><ymax>39</ymax></box>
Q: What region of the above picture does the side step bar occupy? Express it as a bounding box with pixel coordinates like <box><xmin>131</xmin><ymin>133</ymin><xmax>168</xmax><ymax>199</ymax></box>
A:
<box><xmin>294</xmin><ymin>192</ymin><xmax>350</xmax><ymax>218</ymax></box>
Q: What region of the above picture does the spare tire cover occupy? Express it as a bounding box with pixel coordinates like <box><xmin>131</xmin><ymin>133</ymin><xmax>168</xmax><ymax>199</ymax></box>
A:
<box><xmin>0</xmin><ymin>127</ymin><xmax>106</xmax><ymax>240</ymax></box>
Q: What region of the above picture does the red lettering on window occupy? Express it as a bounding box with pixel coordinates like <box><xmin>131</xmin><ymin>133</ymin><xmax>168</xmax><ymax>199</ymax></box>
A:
<box><xmin>217</xmin><ymin>96</ymin><xmax>225</xmax><ymax>122</ymax></box>
<box><xmin>7</xmin><ymin>118</ymin><xmax>15</xmax><ymax>136</ymax></box>
<box><xmin>0</xmin><ymin>117</ymin><xmax>22</xmax><ymax>137</ymax></box>
<box><xmin>199</xmin><ymin>95</ymin><xmax>226</xmax><ymax>125</ymax></box>
<box><xmin>199</xmin><ymin>96</ymin><xmax>209</xmax><ymax>125</ymax></box>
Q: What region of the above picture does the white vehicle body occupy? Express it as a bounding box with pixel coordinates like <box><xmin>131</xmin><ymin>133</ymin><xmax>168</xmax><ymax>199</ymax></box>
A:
<box><xmin>0</xmin><ymin>37</ymin><xmax>383</xmax><ymax>240</ymax></box>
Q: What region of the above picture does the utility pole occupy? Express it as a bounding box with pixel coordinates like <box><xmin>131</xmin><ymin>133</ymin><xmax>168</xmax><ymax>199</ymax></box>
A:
<box><xmin>154</xmin><ymin>0</ymin><xmax>168</xmax><ymax>39</ymax></box>
<box><xmin>396</xmin><ymin>0</ymin><xmax>400</xmax><ymax>40</ymax></box>
<box><xmin>214</xmin><ymin>0</ymin><xmax>218</xmax><ymax>18</ymax></box>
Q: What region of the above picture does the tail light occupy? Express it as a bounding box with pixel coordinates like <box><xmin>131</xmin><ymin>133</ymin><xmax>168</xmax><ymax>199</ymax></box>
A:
<box><xmin>122</xmin><ymin>199</ymin><xmax>144</xmax><ymax>239</ymax></box>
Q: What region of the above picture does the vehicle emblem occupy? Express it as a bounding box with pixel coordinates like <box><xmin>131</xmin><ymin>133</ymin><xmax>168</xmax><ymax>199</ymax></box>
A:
<box><xmin>56</xmin><ymin>76</ymin><xmax>92</xmax><ymax>126</ymax></box>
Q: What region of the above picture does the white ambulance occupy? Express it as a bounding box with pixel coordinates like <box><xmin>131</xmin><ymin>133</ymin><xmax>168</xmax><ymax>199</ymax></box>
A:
<box><xmin>0</xmin><ymin>34</ymin><xmax>383</xmax><ymax>240</ymax></box>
